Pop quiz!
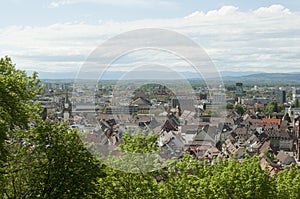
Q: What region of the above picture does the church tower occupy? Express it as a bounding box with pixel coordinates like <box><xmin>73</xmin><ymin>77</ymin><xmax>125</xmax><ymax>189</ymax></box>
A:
<box><xmin>63</xmin><ymin>87</ymin><xmax>72</xmax><ymax>121</ymax></box>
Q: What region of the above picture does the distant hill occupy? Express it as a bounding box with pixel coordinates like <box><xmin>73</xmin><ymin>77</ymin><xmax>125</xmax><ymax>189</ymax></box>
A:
<box><xmin>220</xmin><ymin>71</ymin><xmax>266</xmax><ymax>77</ymax></box>
<box><xmin>222</xmin><ymin>73</ymin><xmax>300</xmax><ymax>84</ymax></box>
<box><xmin>32</xmin><ymin>69</ymin><xmax>300</xmax><ymax>85</ymax></box>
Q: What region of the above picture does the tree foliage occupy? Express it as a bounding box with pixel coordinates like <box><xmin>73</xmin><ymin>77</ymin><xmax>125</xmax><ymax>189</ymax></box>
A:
<box><xmin>226</xmin><ymin>102</ymin><xmax>234</xmax><ymax>109</ymax></box>
<box><xmin>0</xmin><ymin>57</ymin><xmax>103</xmax><ymax>198</ymax></box>
<box><xmin>0</xmin><ymin>121</ymin><xmax>104</xmax><ymax>198</ymax></box>
<box><xmin>265</xmin><ymin>101</ymin><xmax>281</xmax><ymax>115</ymax></box>
<box><xmin>275</xmin><ymin>164</ymin><xmax>300</xmax><ymax>199</ymax></box>
<box><xmin>0</xmin><ymin>56</ymin><xmax>42</xmax><ymax>162</ymax></box>
<box><xmin>234</xmin><ymin>104</ymin><xmax>247</xmax><ymax>115</ymax></box>
<box><xmin>97</xmin><ymin>131</ymin><xmax>160</xmax><ymax>198</ymax></box>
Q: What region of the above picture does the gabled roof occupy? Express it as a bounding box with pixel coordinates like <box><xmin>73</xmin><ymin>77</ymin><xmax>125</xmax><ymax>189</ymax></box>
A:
<box><xmin>193</xmin><ymin>130</ymin><xmax>215</xmax><ymax>143</ymax></box>
<box><xmin>234</xmin><ymin>147</ymin><xmax>245</xmax><ymax>158</ymax></box>
<box><xmin>276</xmin><ymin>151</ymin><xmax>295</xmax><ymax>165</ymax></box>
<box><xmin>181</xmin><ymin>110</ymin><xmax>195</xmax><ymax>120</ymax></box>
<box><xmin>161</xmin><ymin>119</ymin><xmax>178</xmax><ymax>132</ymax></box>
<box><xmin>258</xmin><ymin>141</ymin><xmax>270</xmax><ymax>155</ymax></box>
<box><xmin>207</xmin><ymin>126</ymin><xmax>218</xmax><ymax>139</ymax></box>
<box><xmin>131</xmin><ymin>97</ymin><xmax>151</xmax><ymax>106</ymax></box>
<box><xmin>262</xmin><ymin>118</ymin><xmax>281</xmax><ymax>126</ymax></box>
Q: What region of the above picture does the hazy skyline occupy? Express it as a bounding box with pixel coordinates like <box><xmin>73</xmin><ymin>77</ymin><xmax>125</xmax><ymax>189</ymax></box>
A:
<box><xmin>1</xmin><ymin>1</ymin><xmax>300</xmax><ymax>77</ymax></box>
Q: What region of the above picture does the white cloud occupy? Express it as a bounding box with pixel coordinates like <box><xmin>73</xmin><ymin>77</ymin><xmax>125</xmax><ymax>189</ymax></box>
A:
<box><xmin>1</xmin><ymin>4</ymin><xmax>300</xmax><ymax>74</ymax></box>
<box><xmin>206</xmin><ymin>5</ymin><xmax>239</xmax><ymax>16</ymax></box>
<box><xmin>184</xmin><ymin>11</ymin><xmax>205</xmax><ymax>19</ymax></box>
<box><xmin>254</xmin><ymin>4</ymin><xmax>291</xmax><ymax>15</ymax></box>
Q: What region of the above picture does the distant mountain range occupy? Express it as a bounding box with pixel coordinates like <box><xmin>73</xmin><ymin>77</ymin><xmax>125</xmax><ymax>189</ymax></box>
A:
<box><xmin>220</xmin><ymin>71</ymin><xmax>267</xmax><ymax>77</ymax></box>
<box><xmin>221</xmin><ymin>72</ymin><xmax>300</xmax><ymax>84</ymax></box>
<box><xmin>32</xmin><ymin>70</ymin><xmax>300</xmax><ymax>84</ymax></box>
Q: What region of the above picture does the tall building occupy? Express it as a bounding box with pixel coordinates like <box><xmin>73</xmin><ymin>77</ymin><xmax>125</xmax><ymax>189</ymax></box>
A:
<box><xmin>275</xmin><ymin>90</ymin><xmax>286</xmax><ymax>103</ymax></box>
<box><xmin>235</xmin><ymin>83</ymin><xmax>245</xmax><ymax>97</ymax></box>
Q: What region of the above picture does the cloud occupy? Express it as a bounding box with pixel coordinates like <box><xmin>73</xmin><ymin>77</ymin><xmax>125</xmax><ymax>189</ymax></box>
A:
<box><xmin>254</xmin><ymin>4</ymin><xmax>291</xmax><ymax>15</ymax></box>
<box><xmin>1</xmin><ymin>4</ymin><xmax>300</xmax><ymax>75</ymax></box>
<box><xmin>206</xmin><ymin>5</ymin><xmax>239</xmax><ymax>16</ymax></box>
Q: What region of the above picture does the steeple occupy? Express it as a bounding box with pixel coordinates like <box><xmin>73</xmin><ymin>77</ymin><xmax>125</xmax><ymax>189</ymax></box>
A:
<box><xmin>63</xmin><ymin>84</ymin><xmax>72</xmax><ymax>121</ymax></box>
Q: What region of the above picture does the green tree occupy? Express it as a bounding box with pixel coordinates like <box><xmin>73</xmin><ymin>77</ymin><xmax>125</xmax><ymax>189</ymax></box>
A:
<box><xmin>158</xmin><ymin>153</ymin><xmax>212</xmax><ymax>198</ymax></box>
<box><xmin>0</xmin><ymin>56</ymin><xmax>42</xmax><ymax>162</ymax></box>
<box><xmin>0</xmin><ymin>56</ymin><xmax>42</xmax><ymax>197</ymax></box>
<box><xmin>226</xmin><ymin>103</ymin><xmax>234</xmax><ymax>109</ymax></box>
<box><xmin>29</xmin><ymin>122</ymin><xmax>104</xmax><ymax>198</ymax></box>
<box><xmin>265</xmin><ymin>101</ymin><xmax>279</xmax><ymax>115</ymax></box>
<box><xmin>1</xmin><ymin>121</ymin><xmax>104</xmax><ymax>199</ymax></box>
<box><xmin>0</xmin><ymin>57</ymin><xmax>104</xmax><ymax>198</ymax></box>
<box><xmin>158</xmin><ymin>155</ymin><xmax>275</xmax><ymax>199</ymax></box>
<box><xmin>209</xmin><ymin>156</ymin><xmax>274</xmax><ymax>199</ymax></box>
<box><xmin>275</xmin><ymin>164</ymin><xmax>300</xmax><ymax>199</ymax></box>
<box><xmin>234</xmin><ymin>104</ymin><xmax>247</xmax><ymax>115</ymax></box>
<box><xmin>97</xmin><ymin>131</ymin><xmax>160</xmax><ymax>198</ymax></box>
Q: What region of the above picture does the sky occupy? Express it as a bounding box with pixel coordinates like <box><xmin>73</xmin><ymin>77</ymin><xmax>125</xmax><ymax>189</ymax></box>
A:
<box><xmin>1</xmin><ymin>0</ymin><xmax>300</xmax><ymax>78</ymax></box>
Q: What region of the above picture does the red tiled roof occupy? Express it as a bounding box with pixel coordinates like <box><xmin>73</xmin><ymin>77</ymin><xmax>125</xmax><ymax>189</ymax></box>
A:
<box><xmin>262</xmin><ymin>118</ymin><xmax>281</xmax><ymax>126</ymax></box>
